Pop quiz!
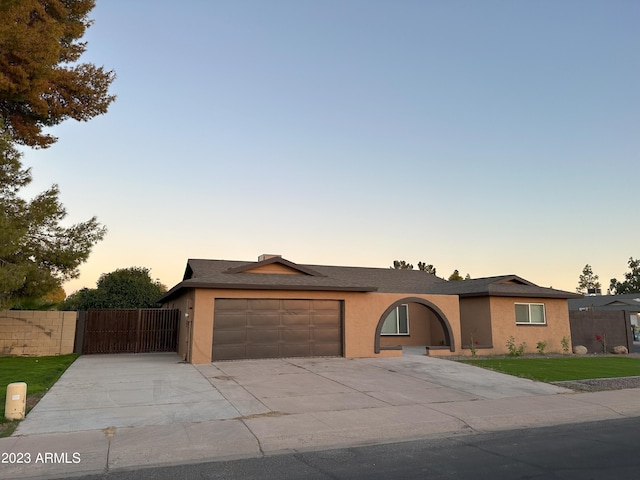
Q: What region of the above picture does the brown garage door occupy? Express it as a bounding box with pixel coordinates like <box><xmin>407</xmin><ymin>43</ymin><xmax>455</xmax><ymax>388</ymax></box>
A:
<box><xmin>212</xmin><ymin>299</ymin><xmax>343</xmax><ymax>361</ymax></box>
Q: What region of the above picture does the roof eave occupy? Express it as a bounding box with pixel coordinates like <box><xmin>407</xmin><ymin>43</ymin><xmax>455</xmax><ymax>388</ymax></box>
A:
<box><xmin>459</xmin><ymin>291</ymin><xmax>583</xmax><ymax>299</ymax></box>
<box><xmin>158</xmin><ymin>282</ymin><xmax>378</xmax><ymax>303</ymax></box>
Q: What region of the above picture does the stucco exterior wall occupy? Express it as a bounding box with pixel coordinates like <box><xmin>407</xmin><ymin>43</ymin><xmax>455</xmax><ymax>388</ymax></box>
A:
<box><xmin>459</xmin><ymin>297</ymin><xmax>493</xmax><ymax>348</ymax></box>
<box><xmin>246</xmin><ymin>263</ymin><xmax>300</xmax><ymax>274</ymax></box>
<box><xmin>0</xmin><ymin>310</ymin><xmax>77</xmax><ymax>356</ymax></box>
<box><xmin>487</xmin><ymin>296</ymin><xmax>572</xmax><ymax>355</ymax></box>
<box><xmin>183</xmin><ymin>289</ymin><xmax>461</xmax><ymax>364</ymax></box>
<box><xmin>162</xmin><ymin>291</ymin><xmax>194</xmax><ymax>361</ymax></box>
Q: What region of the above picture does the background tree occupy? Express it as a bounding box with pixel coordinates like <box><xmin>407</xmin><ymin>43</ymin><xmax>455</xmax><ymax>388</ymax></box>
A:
<box><xmin>0</xmin><ymin>0</ymin><xmax>116</xmax><ymax>147</ymax></box>
<box><xmin>60</xmin><ymin>267</ymin><xmax>167</xmax><ymax>310</ymax></box>
<box><xmin>11</xmin><ymin>286</ymin><xmax>66</xmax><ymax>310</ymax></box>
<box><xmin>417</xmin><ymin>262</ymin><xmax>437</xmax><ymax>275</ymax></box>
<box><xmin>448</xmin><ymin>269</ymin><xmax>464</xmax><ymax>281</ymax></box>
<box><xmin>609</xmin><ymin>257</ymin><xmax>640</xmax><ymax>294</ymax></box>
<box><xmin>576</xmin><ymin>264</ymin><xmax>601</xmax><ymax>294</ymax></box>
<box><xmin>0</xmin><ymin>134</ymin><xmax>106</xmax><ymax>308</ymax></box>
<box><xmin>391</xmin><ymin>260</ymin><xmax>413</xmax><ymax>270</ymax></box>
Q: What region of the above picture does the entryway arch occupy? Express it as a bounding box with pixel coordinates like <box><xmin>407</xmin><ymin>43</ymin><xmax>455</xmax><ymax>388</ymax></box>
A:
<box><xmin>374</xmin><ymin>297</ymin><xmax>455</xmax><ymax>353</ymax></box>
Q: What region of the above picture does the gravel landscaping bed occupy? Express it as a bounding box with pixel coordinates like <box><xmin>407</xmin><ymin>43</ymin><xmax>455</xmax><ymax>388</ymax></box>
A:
<box><xmin>553</xmin><ymin>376</ymin><xmax>640</xmax><ymax>392</ymax></box>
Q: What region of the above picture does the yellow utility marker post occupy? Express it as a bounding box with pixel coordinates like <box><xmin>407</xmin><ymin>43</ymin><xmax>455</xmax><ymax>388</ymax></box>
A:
<box><xmin>5</xmin><ymin>382</ymin><xmax>27</xmax><ymax>420</ymax></box>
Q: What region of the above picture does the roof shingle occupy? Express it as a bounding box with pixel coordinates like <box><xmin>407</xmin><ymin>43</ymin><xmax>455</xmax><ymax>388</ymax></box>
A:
<box><xmin>159</xmin><ymin>257</ymin><xmax>580</xmax><ymax>302</ymax></box>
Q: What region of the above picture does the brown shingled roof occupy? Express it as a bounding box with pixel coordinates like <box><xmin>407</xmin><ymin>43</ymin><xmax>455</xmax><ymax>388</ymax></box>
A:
<box><xmin>428</xmin><ymin>275</ymin><xmax>582</xmax><ymax>299</ymax></box>
<box><xmin>159</xmin><ymin>256</ymin><xmax>446</xmax><ymax>302</ymax></box>
<box><xmin>159</xmin><ymin>258</ymin><xmax>579</xmax><ymax>303</ymax></box>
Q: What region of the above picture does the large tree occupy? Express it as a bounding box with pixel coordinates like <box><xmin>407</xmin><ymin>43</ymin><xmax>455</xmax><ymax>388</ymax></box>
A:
<box><xmin>0</xmin><ymin>135</ymin><xmax>106</xmax><ymax>308</ymax></box>
<box><xmin>11</xmin><ymin>285</ymin><xmax>66</xmax><ymax>310</ymax></box>
<box><xmin>0</xmin><ymin>0</ymin><xmax>116</xmax><ymax>148</ymax></box>
<box><xmin>609</xmin><ymin>257</ymin><xmax>640</xmax><ymax>295</ymax></box>
<box><xmin>576</xmin><ymin>264</ymin><xmax>601</xmax><ymax>294</ymax></box>
<box><xmin>61</xmin><ymin>267</ymin><xmax>167</xmax><ymax>310</ymax></box>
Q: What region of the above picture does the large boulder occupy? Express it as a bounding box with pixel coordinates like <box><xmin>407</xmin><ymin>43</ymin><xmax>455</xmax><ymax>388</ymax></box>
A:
<box><xmin>610</xmin><ymin>345</ymin><xmax>629</xmax><ymax>355</ymax></box>
<box><xmin>573</xmin><ymin>345</ymin><xmax>588</xmax><ymax>355</ymax></box>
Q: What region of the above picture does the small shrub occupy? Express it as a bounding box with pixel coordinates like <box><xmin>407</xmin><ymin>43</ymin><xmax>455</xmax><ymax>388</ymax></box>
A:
<box><xmin>517</xmin><ymin>341</ymin><xmax>527</xmax><ymax>356</ymax></box>
<box><xmin>536</xmin><ymin>340</ymin><xmax>547</xmax><ymax>355</ymax></box>
<box><xmin>561</xmin><ymin>336</ymin><xmax>570</xmax><ymax>354</ymax></box>
<box><xmin>595</xmin><ymin>333</ymin><xmax>607</xmax><ymax>354</ymax></box>
<box><xmin>470</xmin><ymin>333</ymin><xmax>478</xmax><ymax>357</ymax></box>
<box><xmin>506</xmin><ymin>336</ymin><xmax>526</xmax><ymax>356</ymax></box>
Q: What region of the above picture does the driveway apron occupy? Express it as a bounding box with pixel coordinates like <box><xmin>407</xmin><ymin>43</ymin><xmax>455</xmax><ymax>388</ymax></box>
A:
<box><xmin>14</xmin><ymin>352</ymin><xmax>570</xmax><ymax>437</ymax></box>
<box><xmin>14</xmin><ymin>353</ymin><xmax>241</xmax><ymax>435</ymax></box>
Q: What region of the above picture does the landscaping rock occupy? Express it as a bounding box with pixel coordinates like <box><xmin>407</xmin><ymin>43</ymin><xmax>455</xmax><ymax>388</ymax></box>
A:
<box><xmin>610</xmin><ymin>345</ymin><xmax>629</xmax><ymax>354</ymax></box>
<box><xmin>553</xmin><ymin>376</ymin><xmax>640</xmax><ymax>392</ymax></box>
<box><xmin>573</xmin><ymin>345</ymin><xmax>588</xmax><ymax>355</ymax></box>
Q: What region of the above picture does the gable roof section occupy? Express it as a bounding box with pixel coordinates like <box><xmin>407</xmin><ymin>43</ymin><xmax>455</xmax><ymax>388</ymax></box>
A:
<box><xmin>428</xmin><ymin>275</ymin><xmax>581</xmax><ymax>299</ymax></box>
<box><xmin>568</xmin><ymin>293</ymin><xmax>640</xmax><ymax>311</ymax></box>
<box><xmin>223</xmin><ymin>256</ymin><xmax>325</xmax><ymax>276</ymax></box>
<box><xmin>160</xmin><ymin>257</ymin><xmax>447</xmax><ymax>302</ymax></box>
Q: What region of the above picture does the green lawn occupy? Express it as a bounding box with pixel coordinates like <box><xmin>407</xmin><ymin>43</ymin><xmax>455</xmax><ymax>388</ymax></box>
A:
<box><xmin>0</xmin><ymin>354</ymin><xmax>78</xmax><ymax>436</ymax></box>
<box><xmin>459</xmin><ymin>357</ymin><xmax>640</xmax><ymax>383</ymax></box>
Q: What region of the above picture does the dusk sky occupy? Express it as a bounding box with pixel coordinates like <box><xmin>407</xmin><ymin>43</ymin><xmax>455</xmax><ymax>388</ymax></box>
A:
<box><xmin>20</xmin><ymin>0</ymin><xmax>639</xmax><ymax>295</ymax></box>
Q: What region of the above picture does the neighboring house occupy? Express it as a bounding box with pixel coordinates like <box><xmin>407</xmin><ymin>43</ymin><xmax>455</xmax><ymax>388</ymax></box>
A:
<box><xmin>568</xmin><ymin>293</ymin><xmax>640</xmax><ymax>328</ymax></box>
<box><xmin>158</xmin><ymin>255</ymin><xmax>579</xmax><ymax>363</ymax></box>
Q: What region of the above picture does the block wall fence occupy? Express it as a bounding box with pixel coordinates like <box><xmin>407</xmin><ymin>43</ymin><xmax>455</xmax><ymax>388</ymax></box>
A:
<box><xmin>0</xmin><ymin>310</ymin><xmax>77</xmax><ymax>356</ymax></box>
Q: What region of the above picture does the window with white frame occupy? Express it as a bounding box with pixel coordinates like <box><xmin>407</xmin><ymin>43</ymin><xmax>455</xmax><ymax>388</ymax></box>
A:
<box><xmin>515</xmin><ymin>303</ymin><xmax>546</xmax><ymax>325</ymax></box>
<box><xmin>381</xmin><ymin>304</ymin><xmax>409</xmax><ymax>335</ymax></box>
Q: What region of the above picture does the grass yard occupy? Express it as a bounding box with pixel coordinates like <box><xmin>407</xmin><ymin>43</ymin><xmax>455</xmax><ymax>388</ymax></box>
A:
<box><xmin>0</xmin><ymin>354</ymin><xmax>78</xmax><ymax>437</ymax></box>
<box><xmin>459</xmin><ymin>356</ymin><xmax>640</xmax><ymax>383</ymax></box>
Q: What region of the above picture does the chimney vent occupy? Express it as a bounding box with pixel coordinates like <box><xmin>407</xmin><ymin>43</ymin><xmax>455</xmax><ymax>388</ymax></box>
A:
<box><xmin>258</xmin><ymin>254</ymin><xmax>281</xmax><ymax>262</ymax></box>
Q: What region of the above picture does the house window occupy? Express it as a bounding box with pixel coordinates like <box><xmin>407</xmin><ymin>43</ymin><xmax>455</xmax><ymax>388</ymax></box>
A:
<box><xmin>515</xmin><ymin>303</ymin><xmax>546</xmax><ymax>325</ymax></box>
<box><xmin>381</xmin><ymin>304</ymin><xmax>409</xmax><ymax>335</ymax></box>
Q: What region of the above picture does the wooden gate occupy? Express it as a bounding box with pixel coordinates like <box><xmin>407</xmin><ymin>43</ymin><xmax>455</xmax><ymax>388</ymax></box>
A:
<box><xmin>76</xmin><ymin>309</ymin><xmax>179</xmax><ymax>354</ymax></box>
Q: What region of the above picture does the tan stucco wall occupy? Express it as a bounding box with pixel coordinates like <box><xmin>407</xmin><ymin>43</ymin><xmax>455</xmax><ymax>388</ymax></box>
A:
<box><xmin>244</xmin><ymin>264</ymin><xmax>300</xmax><ymax>274</ymax></box>
<box><xmin>0</xmin><ymin>310</ymin><xmax>77</xmax><ymax>356</ymax></box>
<box><xmin>181</xmin><ymin>289</ymin><xmax>461</xmax><ymax>364</ymax></box>
<box><xmin>486</xmin><ymin>297</ymin><xmax>572</xmax><ymax>355</ymax></box>
<box><xmin>162</xmin><ymin>291</ymin><xmax>194</xmax><ymax>361</ymax></box>
<box><xmin>459</xmin><ymin>297</ymin><xmax>493</xmax><ymax>347</ymax></box>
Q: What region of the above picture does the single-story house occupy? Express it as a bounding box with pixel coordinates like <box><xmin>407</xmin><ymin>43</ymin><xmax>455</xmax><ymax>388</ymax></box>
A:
<box><xmin>568</xmin><ymin>293</ymin><xmax>640</xmax><ymax>328</ymax></box>
<box><xmin>158</xmin><ymin>254</ymin><xmax>580</xmax><ymax>363</ymax></box>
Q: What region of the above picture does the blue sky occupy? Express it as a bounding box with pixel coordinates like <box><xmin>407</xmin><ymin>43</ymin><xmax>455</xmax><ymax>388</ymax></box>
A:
<box><xmin>21</xmin><ymin>0</ymin><xmax>639</xmax><ymax>294</ymax></box>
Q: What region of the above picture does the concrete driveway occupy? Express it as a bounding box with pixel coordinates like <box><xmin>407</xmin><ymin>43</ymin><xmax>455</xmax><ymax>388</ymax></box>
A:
<box><xmin>6</xmin><ymin>353</ymin><xmax>640</xmax><ymax>478</ymax></box>
<box><xmin>16</xmin><ymin>352</ymin><xmax>567</xmax><ymax>436</ymax></box>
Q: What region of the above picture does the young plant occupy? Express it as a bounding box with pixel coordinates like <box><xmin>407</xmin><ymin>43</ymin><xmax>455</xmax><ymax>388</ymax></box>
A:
<box><xmin>506</xmin><ymin>336</ymin><xmax>526</xmax><ymax>356</ymax></box>
<box><xmin>536</xmin><ymin>340</ymin><xmax>547</xmax><ymax>355</ymax></box>
<box><xmin>561</xmin><ymin>336</ymin><xmax>570</xmax><ymax>354</ymax></box>
<box><xmin>517</xmin><ymin>341</ymin><xmax>527</xmax><ymax>356</ymax></box>
<box><xmin>470</xmin><ymin>332</ymin><xmax>478</xmax><ymax>357</ymax></box>
<box><xmin>595</xmin><ymin>333</ymin><xmax>607</xmax><ymax>354</ymax></box>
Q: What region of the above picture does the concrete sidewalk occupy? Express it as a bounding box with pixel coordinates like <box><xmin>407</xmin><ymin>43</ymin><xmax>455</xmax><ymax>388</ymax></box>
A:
<box><xmin>1</xmin><ymin>354</ymin><xmax>639</xmax><ymax>479</ymax></box>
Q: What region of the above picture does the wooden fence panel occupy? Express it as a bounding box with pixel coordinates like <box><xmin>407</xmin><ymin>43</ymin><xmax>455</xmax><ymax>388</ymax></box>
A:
<box><xmin>82</xmin><ymin>309</ymin><xmax>179</xmax><ymax>354</ymax></box>
<box><xmin>569</xmin><ymin>310</ymin><xmax>633</xmax><ymax>353</ymax></box>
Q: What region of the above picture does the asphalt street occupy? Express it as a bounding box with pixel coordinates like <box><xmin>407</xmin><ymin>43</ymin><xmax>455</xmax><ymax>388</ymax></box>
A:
<box><xmin>63</xmin><ymin>416</ymin><xmax>640</xmax><ymax>480</ymax></box>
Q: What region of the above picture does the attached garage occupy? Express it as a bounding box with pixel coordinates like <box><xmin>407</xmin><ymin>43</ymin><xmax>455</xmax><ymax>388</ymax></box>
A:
<box><xmin>212</xmin><ymin>298</ymin><xmax>343</xmax><ymax>361</ymax></box>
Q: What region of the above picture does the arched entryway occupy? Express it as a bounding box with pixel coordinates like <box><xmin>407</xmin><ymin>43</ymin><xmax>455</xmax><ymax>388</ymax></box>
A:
<box><xmin>374</xmin><ymin>297</ymin><xmax>455</xmax><ymax>354</ymax></box>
